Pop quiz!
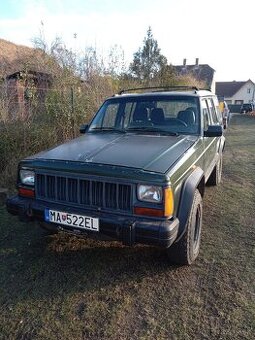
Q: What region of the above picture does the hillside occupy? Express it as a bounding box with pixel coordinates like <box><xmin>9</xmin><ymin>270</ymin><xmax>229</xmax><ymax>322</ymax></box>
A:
<box><xmin>0</xmin><ymin>38</ymin><xmax>52</xmax><ymax>77</ymax></box>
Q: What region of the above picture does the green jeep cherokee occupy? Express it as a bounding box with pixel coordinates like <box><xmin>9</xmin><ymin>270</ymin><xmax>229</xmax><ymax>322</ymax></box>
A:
<box><xmin>6</xmin><ymin>86</ymin><xmax>225</xmax><ymax>265</ymax></box>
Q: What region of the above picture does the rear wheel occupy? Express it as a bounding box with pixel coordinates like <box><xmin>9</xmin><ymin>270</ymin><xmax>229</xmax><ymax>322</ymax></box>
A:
<box><xmin>167</xmin><ymin>189</ymin><xmax>202</xmax><ymax>265</ymax></box>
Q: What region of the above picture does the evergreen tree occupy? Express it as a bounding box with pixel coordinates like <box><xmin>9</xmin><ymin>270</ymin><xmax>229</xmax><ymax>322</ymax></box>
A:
<box><xmin>129</xmin><ymin>27</ymin><xmax>167</xmax><ymax>81</ymax></box>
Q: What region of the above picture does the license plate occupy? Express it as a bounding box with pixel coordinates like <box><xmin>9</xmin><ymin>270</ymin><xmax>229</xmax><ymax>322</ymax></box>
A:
<box><xmin>45</xmin><ymin>209</ymin><xmax>99</xmax><ymax>231</ymax></box>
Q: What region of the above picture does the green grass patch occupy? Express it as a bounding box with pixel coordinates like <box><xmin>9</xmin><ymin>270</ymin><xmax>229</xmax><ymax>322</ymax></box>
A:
<box><xmin>0</xmin><ymin>114</ymin><xmax>255</xmax><ymax>339</ymax></box>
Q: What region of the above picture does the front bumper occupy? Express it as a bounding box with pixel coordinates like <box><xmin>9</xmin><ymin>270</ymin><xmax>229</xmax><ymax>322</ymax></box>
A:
<box><xmin>6</xmin><ymin>195</ymin><xmax>179</xmax><ymax>248</ymax></box>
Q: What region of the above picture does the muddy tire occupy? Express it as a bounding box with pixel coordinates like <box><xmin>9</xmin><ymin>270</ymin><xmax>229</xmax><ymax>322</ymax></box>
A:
<box><xmin>167</xmin><ymin>189</ymin><xmax>202</xmax><ymax>265</ymax></box>
<box><xmin>207</xmin><ymin>153</ymin><xmax>222</xmax><ymax>186</ymax></box>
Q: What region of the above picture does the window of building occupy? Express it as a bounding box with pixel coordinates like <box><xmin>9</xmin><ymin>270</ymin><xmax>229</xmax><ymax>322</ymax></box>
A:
<box><xmin>235</xmin><ymin>100</ymin><xmax>243</xmax><ymax>105</ymax></box>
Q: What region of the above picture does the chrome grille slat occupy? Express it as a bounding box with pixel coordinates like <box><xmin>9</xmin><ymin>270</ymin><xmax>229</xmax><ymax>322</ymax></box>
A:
<box><xmin>36</xmin><ymin>173</ymin><xmax>132</xmax><ymax>212</ymax></box>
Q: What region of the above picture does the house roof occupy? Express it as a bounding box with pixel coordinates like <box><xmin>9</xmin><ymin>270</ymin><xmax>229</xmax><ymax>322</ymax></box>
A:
<box><xmin>173</xmin><ymin>64</ymin><xmax>215</xmax><ymax>87</ymax></box>
<box><xmin>215</xmin><ymin>80</ymin><xmax>255</xmax><ymax>97</ymax></box>
<box><xmin>0</xmin><ymin>38</ymin><xmax>55</xmax><ymax>78</ymax></box>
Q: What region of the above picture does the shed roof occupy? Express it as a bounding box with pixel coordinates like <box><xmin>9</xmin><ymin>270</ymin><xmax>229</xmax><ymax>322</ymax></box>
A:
<box><xmin>6</xmin><ymin>70</ymin><xmax>52</xmax><ymax>82</ymax></box>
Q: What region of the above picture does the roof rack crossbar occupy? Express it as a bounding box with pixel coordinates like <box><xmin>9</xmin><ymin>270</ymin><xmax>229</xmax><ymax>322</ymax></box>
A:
<box><xmin>118</xmin><ymin>85</ymin><xmax>204</xmax><ymax>95</ymax></box>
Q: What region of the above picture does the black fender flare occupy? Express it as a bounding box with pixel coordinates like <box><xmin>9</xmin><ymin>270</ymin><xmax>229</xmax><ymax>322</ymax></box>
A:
<box><xmin>175</xmin><ymin>167</ymin><xmax>204</xmax><ymax>242</ymax></box>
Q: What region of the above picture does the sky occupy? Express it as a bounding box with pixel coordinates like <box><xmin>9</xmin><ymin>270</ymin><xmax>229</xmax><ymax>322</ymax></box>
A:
<box><xmin>0</xmin><ymin>0</ymin><xmax>254</xmax><ymax>82</ymax></box>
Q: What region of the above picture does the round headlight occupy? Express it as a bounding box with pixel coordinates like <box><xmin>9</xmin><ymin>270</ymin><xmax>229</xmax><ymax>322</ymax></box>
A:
<box><xmin>20</xmin><ymin>169</ymin><xmax>35</xmax><ymax>186</ymax></box>
<box><xmin>137</xmin><ymin>185</ymin><xmax>163</xmax><ymax>203</ymax></box>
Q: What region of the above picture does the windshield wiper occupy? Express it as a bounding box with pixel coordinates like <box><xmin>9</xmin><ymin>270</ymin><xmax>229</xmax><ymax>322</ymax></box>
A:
<box><xmin>126</xmin><ymin>126</ymin><xmax>178</xmax><ymax>136</ymax></box>
<box><xmin>89</xmin><ymin>127</ymin><xmax>126</xmax><ymax>133</ymax></box>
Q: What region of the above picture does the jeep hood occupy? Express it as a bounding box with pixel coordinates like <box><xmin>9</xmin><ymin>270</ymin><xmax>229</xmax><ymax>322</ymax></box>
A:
<box><xmin>27</xmin><ymin>133</ymin><xmax>197</xmax><ymax>174</ymax></box>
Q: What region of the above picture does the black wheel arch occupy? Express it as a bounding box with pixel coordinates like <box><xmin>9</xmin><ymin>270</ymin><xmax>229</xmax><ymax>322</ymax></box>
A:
<box><xmin>175</xmin><ymin>166</ymin><xmax>204</xmax><ymax>242</ymax></box>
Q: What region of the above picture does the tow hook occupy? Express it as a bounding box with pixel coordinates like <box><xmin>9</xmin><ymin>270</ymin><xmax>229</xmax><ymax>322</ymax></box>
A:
<box><xmin>122</xmin><ymin>222</ymin><xmax>136</xmax><ymax>246</ymax></box>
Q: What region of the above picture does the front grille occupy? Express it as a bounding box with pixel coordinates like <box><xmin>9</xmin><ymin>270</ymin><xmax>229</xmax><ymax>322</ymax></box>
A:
<box><xmin>36</xmin><ymin>173</ymin><xmax>132</xmax><ymax>212</ymax></box>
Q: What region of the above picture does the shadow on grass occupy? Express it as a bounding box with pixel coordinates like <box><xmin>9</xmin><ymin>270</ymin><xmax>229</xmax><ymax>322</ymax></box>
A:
<box><xmin>0</xmin><ymin>212</ymin><xmax>180</xmax><ymax>306</ymax></box>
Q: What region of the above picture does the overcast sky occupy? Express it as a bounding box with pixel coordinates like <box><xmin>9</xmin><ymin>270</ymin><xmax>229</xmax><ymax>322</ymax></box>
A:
<box><xmin>0</xmin><ymin>0</ymin><xmax>254</xmax><ymax>82</ymax></box>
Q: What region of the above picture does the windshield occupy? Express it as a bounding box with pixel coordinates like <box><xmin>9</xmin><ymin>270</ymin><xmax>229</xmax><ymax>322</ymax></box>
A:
<box><xmin>89</xmin><ymin>95</ymin><xmax>200</xmax><ymax>135</ymax></box>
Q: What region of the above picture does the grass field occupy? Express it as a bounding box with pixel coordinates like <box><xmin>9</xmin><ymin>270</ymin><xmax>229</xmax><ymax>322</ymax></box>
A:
<box><xmin>0</xmin><ymin>114</ymin><xmax>254</xmax><ymax>340</ymax></box>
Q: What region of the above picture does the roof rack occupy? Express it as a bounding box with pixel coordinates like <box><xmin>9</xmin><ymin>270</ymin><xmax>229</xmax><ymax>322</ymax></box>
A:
<box><xmin>117</xmin><ymin>85</ymin><xmax>208</xmax><ymax>95</ymax></box>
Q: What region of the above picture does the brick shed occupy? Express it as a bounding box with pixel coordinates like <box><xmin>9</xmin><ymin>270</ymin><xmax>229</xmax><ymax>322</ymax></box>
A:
<box><xmin>6</xmin><ymin>70</ymin><xmax>52</xmax><ymax>120</ymax></box>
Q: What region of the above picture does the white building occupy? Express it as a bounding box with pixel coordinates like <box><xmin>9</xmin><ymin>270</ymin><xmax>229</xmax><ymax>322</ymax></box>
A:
<box><xmin>215</xmin><ymin>80</ymin><xmax>255</xmax><ymax>105</ymax></box>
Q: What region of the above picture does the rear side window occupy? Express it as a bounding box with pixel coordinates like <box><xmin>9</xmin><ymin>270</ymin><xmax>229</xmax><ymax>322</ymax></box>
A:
<box><xmin>213</xmin><ymin>97</ymin><xmax>223</xmax><ymax>124</ymax></box>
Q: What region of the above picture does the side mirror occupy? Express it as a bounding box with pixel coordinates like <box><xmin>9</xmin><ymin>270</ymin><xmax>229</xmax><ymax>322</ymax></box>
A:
<box><xmin>204</xmin><ymin>125</ymin><xmax>223</xmax><ymax>137</ymax></box>
<box><xmin>79</xmin><ymin>124</ymin><xmax>88</xmax><ymax>134</ymax></box>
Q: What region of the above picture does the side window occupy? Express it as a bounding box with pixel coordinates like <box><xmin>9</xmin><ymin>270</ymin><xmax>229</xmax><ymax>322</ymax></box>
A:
<box><xmin>213</xmin><ymin>96</ymin><xmax>222</xmax><ymax>123</ymax></box>
<box><xmin>102</xmin><ymin>103</ymin><xmax>119</xmax><ymax>127</ymax></box>
<box><xmin>207</xmin><ymin>98</ymin><xmax>218</xmax><ymax>124</ymax></box>
<box><xmin>201</xmin><ymin>99</ymin><xmax>209</xmax><ymax>130</ymax></box>
<box><xmin>215</xmin><ymin>105</ymin><xmax>223</xmax><ymax>124</ymax></box>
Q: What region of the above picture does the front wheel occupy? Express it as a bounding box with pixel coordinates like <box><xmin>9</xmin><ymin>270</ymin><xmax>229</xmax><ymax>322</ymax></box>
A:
<box><xmin>167</xmin><ymin>189</ymin><xmax>203</xmax><ymax>265</ymax></box>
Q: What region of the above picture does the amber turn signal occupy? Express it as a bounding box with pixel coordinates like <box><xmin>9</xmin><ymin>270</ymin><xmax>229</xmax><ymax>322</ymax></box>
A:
<box><xmin>164</xmin><ymin>187</ymin><xmax>174</xmax><ymax>217</ymax></box>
